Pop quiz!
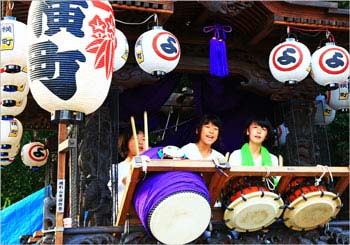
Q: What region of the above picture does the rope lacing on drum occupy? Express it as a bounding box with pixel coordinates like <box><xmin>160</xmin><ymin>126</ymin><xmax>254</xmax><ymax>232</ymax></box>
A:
<box><xmin>315</xmin><ymin>165</ymin><xmax>333</xmax><ymax>187</ymax></box>
<box><xmin>264</xmin><ymin>167</ymin><xmax>275</xmax><ymax>191</ymax></box>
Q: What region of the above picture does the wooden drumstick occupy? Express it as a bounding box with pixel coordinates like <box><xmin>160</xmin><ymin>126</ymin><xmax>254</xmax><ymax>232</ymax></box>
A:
<box><xmin>144</xmin><ymin>111</ymin><xmax>149</xmax><ymax>151</ymax></box>
<box><xmin>278</xmin><ymin>155</ymin><xmax>283</xmax><ymax>167</ymax></box>
<box><xmin>130</xmin><ymin>116</ymin><xmax>140</xmax><ymax>156</ymax></box>
<box><xmin>225</xmin><ymin>152</ymin><xmax>230</xmax><ymax>162</ymax></box>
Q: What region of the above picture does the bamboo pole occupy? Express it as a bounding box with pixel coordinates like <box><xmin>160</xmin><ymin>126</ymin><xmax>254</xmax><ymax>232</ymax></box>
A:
<box><xmin>144</xmin><ymin>111</ymin><xmax>149</xmax><ymax>151</ymax></box>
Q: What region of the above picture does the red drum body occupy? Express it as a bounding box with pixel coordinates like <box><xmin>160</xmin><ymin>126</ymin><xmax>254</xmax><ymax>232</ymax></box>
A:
<box><xmin>223</xmin><ymin>177</ymin><xmax>284</xmax><ymax>232</ymax></box>
<box><xmin>283</xmin><ymin>177</ymin><xmax>342</xmax><ymax>231</ymax></box>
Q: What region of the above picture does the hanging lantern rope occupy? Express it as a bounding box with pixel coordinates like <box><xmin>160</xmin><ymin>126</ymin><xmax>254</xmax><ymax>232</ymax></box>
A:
<box><xmin>5</xmin><ymin>0</ymin><xmax>14</xmax><ymax>17</ymax></box>
<box><xmin>115</xmin><ymin>13</ymin><xmax>158</xmax><ymax>26</ymax></box>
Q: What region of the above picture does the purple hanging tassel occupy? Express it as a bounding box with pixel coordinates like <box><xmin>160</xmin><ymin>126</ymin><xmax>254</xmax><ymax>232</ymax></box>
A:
<box><xmin>204</xmin><ymin>24</ymin><xmax>231</xmax><ymax>77</ymax></box>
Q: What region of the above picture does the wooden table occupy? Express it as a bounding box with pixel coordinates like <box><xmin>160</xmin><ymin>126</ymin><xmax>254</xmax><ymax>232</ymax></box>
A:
<box><xmin>116</xmin><ymin>160</ymin><xmax>349</xmax><ymax>226</ymax></box>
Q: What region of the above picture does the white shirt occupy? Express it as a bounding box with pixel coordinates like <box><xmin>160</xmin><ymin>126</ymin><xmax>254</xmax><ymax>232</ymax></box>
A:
<box><xmin>181</xmin><ymin>143</ymin><xmax>225</xmax><ymax>162</ymax></box>
<box><xmin>229</xmin><ymin>149</ymin><xmax>278</xmax><ymax>167</ymax></box>
<box><xmin>108</xmin><ymin>159</ymin><xmax>133</xmax><ymax>210</ymax></box>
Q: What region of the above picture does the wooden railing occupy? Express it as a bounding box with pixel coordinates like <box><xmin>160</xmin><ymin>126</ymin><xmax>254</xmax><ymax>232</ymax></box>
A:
<box><xmin>116</xmin><ymin>160</ymin><xmax>350</xmax><ymax>226</ymax></box>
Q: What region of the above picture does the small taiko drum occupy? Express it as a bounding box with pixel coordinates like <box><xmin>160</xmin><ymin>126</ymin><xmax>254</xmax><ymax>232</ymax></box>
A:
<box><xmin>283</xmin><ymin>177</ymin><xmax>342</xmax><ymax>231</ymax></box>
<box><xmin>223</xmin><ymin>177</ymin><xmax>284</xmax><ymax>232</ymax></box>
<box><xmin>133</xmin><ymin>171</ymin><xmax>211</xmax><ymax>244</ymax></box>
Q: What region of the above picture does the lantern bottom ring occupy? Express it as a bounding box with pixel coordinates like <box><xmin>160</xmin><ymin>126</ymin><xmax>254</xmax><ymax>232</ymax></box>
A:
<box><xmin>285</xmin><ymin>80</ymin><xmax>297</xmax><ymax>86</ymax></box>
<box><xmin>152</xmin><ymin>70</ymin><xmax>166</xmax><ymax>78</ymax></box>
<box><xmin>326</xmin><ymin>83</ymin><xmax>339</xmax><ymax>91</ymax></box>
<box><xmin>51</xmin><ymin>110</ymin><xmax>85</xmax><ymax>124</ymax></box>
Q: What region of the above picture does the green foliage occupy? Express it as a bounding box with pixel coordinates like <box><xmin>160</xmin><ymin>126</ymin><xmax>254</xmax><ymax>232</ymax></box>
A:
<box><xmin>337</xmin><ymin>1</ymin><xmax>349</xmax><ymax>8</ymax></box>
<box><xmin>326</xmin><ymin>112</ymin><xmax>349</xmax><ymax>165</ymax></box>
<box><xmin>1</xmin><ymin>130</ymin><xmax>55</xmax><ymax>209</ymax></box>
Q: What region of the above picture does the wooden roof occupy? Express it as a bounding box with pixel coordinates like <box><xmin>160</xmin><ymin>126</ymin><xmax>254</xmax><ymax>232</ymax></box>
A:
<box><xmin>1</xmin><ymin>1</ymin><xmax>349</xmax><ymax>127</ymax></box>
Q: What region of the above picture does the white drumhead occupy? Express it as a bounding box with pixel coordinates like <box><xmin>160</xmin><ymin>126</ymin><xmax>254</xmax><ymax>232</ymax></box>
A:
<box><xmin>149</xmin><ymin>191</ymin><xmax>211</xmax><ymax>244</ymax></box>
<box><xmin>224</xmin><ymin>191</ymin><xmax>284</xmax><ymax>232</ymax></box>
<box><xmin>283</xmin><ymin>191</ymin><xmax>342</xmax><ymax>231</ymax></box>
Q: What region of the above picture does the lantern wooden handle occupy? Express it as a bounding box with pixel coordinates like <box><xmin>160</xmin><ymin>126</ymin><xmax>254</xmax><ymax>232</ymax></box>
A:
<box><xmin>144</xmin><ymin>111</ymin><xmax>149</xmax><ymax>151</ymax></box>
<box><xmin>130</xmin><ymin>116</ymin><xmax>140</xmax><ymax>156</ymax></box>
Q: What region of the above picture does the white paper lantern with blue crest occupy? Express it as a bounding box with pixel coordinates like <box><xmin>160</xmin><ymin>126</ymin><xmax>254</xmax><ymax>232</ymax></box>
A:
<box><xmin>311</xmin><ymin>42</ymin><xmax>350</xmax><ymax>89</ymax></box>
<box><xmin>0</xmin><ymin>16</ymin><xmax>28</xmax><ymax>69</ymax></box>
<box><xmin>0</xmin><ymin>117</ymin><xmax>23</xmax><ymax>146</ymax></box>
<box><xmin>135</xmin><ymin>26</ymin><xmax>181</xmax><ymax>76</ymax></box>
<box><xmin>327</xmin><ymin>81</ymin><xmax>350</xmax><ymax>111</ymax></box>
<box><xmin>21</xmin><ymin>142</ymin><xmax>49</xmax><ymax>168</ymax></box>
<box><xmin>113</xmin><ymin>28</ymin><xmax>129</xmax><ymax>72</ymax></box>
<box><xmin>314</xmin><ymin>95</ymin><xmax>336</xmax><ymax>125</ymax></box>
<box><xmin>0</xmin><ymin>96</ymin><xmax>27</xmax><ymax>116</ymax></box>
<box><xmin>269</xmin><ymin>38</ymin><xmax>311</xmax><ymax>85</ymax></box>
<box><xmin>27</xmin><ymin>1</ymin><xmax>116</xmax><ymax>119</ymax></box>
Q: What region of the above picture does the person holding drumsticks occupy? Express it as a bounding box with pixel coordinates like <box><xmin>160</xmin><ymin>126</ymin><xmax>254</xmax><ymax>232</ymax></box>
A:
<box><xmin>109</xmin><ymin>127</ymin><xmax>146</xmax><ymax>209</ymax></box>
<box><xmin>181</xmin><ymin>114</ymin><xmax>225</xmax><ymax>162</ymax></box>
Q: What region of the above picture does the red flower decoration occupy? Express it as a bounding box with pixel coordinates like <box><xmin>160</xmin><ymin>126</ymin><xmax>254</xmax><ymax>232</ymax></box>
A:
<box><xmin>86</xmin><ymin>14</ymin><xmax>116</xmax><ymax>79</ymax></box>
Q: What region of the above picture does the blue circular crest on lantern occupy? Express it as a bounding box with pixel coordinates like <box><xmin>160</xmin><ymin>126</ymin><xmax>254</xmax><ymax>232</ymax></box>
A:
<box><xmin>311</xmin><ymin>42</ymin><xmax>350</xmax><ymax>89</ymax></box>
<box><xmin>269</xmin><ymin>38</ymin><xmax>311</xmax><ymax>85</ymax></box>
<box><xmin>135</xmin><ymin>26</ymin><xmax>181</xmax><ymax>77</ymax></box>
<box><xmin>27</xmin><ymin>1</ymin><xmax>116</xmax><ymax>118</ymax></box>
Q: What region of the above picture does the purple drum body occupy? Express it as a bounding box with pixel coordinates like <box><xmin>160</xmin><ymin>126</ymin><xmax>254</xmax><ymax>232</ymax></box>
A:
<box><xmin>141</xmin><ymin>146</ymin><xmax>163</xmax><ymax>159</ymax></box>
<box><xmin>133</xmin><ymin>171</ymin><xmax>211</xmax><ymax>243</ymax></box>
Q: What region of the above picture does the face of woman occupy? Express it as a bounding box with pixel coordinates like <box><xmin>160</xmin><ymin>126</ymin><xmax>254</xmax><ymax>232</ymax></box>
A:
<box><xmin>128</xmin><ymin>132</ymin><xmax>145</xmax><ymax>156</ymax></box>
<box><xmin>198</xmin><ymin>122</ymin><xmax>219</xmax><ymax>146</ymax></box>
<box><xmin>247</xmin><ymin>122</ymin><xmax>268</xmax><ymax>145</ymax></box>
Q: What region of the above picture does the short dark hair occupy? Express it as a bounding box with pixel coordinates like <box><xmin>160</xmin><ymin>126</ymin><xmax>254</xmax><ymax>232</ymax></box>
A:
<box><xmin>243</xmin><ymin>115</ymin><xmax>273</xmax><ymax>143</ymax></box>
<box><xmin>118</xmin><ymin>127</ymin><xmax>143</xmax><ymax>159</ymax></box>
<box><xmin>195</xmin><ymin>114</ymin><xmax>223</xmax><ymax>142</ymax></box>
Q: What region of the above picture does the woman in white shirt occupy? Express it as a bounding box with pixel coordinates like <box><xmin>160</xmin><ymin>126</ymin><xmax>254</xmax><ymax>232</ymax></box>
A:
<box><xmin>228</xmin><ymin>115</ymin><xmax>280</xmax><ymax>190</ymax></box>
<box><xmin>181</xmin><ymin>114</ymin><xmax>225</xmax><ymax>162</ymax></box>
<box><xmin>229</xmin><ymin>116</ymin><xmax>278</xmax><ymax>167</ymax></box>
<box><xmin>109</xmin><ymin>128</ymin><xmax>145</xmax><ymax>211</ymax></box>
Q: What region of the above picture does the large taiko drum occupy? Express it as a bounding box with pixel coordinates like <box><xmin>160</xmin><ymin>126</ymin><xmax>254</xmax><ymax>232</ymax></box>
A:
<box><xmin>283</xmin><ymin>177</ymin><xmax>342</xmax><ymax>231</ymax></box>
<box><xmin>223</xmin><ymin>177</ymin><xmax>284</xmax><ymax>232</ymax></box>
<box><xmin>133</xmin><ymin>171</ymin><xmax>211</xmax><ymax>244</ymax></box>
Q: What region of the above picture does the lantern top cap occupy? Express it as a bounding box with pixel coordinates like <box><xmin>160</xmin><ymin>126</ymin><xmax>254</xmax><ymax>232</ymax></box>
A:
<box><xmin>152</xmin><ymin>25</ymin><xmax>164</xmax><ymax>30</ymax></box>
<box><xmin>285</xmin><ymin>37</ymin><xmax>296</xmax><ymax>42</ymax></box>
<box><xmin>3</xmin><ymin>16</ymin><xmax>16</xmax><ymax>21</ymax></box>
<box><xmin>325</xmin><ymin>42</ymin><xmax>336</xmax><ymax>46</ymax></box>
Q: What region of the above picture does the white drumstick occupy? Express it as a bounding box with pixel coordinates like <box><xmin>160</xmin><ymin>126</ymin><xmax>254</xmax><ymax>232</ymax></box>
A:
<box><xmin>225</xmin><ymin>152</ymin><xmax>230</xmax><ymax>162</ymax></box>
<box><xmin>130</xmin><ymin>116</ymin><xmax>140</xmax><ymax>156</ymax></box>
<box><xmin>144</xmin><ymin>111</ymin><xmax>149</xmax><ymax>151</ymax></box>
<box><xmin>278</xmin><ymin>155</ymin><xmax>283</xmax><ymax>166</ymax></box>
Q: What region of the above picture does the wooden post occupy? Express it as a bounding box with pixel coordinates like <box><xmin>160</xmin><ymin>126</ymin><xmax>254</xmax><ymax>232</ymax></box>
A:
<box><xmin>55</xmin><ymin>122</ymin><xmax>67</xmax><ymax>245</ymax></box>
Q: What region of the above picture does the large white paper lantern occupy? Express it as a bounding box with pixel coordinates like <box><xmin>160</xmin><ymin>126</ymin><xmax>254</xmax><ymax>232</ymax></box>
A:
<box><xmin>27</xmin><ymin>1</ymin><xmax>116</xmax><ymax>119</ymax></box>
<box><xmin>269</xmin><ymin>38</ymin><xmax>311</xmax><ymax>85</ymax></box>
<box><xmin>135</xmin><ymin>26</ymin><xmax>181</xmax><ymax>76</ymax></box>
<box><xmin>0</xmin><ymin>16</ymin><xmax>28</xmax><ymax>69</ymax></box>
<box><xmin>0</xmin><ymin>157</ymin><xmax>15</xmax><ymax>166</ymax></box>
<box><xmin>311</xmin><ymin>42</ymin><xmax>350</xmax><ymax>89</ymax></box>
<box><xmin>0</xmin><ymin>96</ymin><xmax>27</xmax><ymax>116</ymax></box>
<box><xmin>21</xmin><ymin>142</ymin><xmax>49</xmax><ymax>168</ymax></box>
<box><xmin>0</xmin><ymin>117</ymin><xmax>23</xmax><ymax>146</ymax></box>
<box><xmin>113</xmin><ymin>28</ymin><xmax>129</xmax><ymax>72</ymax></box>
<box><xmin>327</xmin><ymin>81</ymin><xmax>350</xmax><ymax>111</ymax></box>
<box><xmin>314</xmin><ymin>95</ymin><xmax>336</xmax><ymax>125</ymax></box>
